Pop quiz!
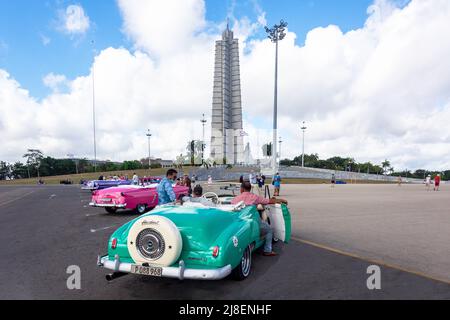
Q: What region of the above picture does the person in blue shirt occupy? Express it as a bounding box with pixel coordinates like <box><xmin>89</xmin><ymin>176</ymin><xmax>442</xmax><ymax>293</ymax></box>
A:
<box><xmin>273</xmin><ymin>173</ymin><xmax>281</xmax><ymax>196</ymax></box>
<box><xmin>157</xmin><ymin>169</ymin><xmax>178</xmax><ymax>205</ymax></box>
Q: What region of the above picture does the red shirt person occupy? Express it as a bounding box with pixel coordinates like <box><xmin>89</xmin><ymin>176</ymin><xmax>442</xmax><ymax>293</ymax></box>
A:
<box><xmin>231</xmin><ymin>182</ymin><xmax>288</xmax><ymax>256</ymax></box>
<box><xmin>434</xmin><ymin>174</ymin><xmax>441</xmax><ymax>191</ymax></box>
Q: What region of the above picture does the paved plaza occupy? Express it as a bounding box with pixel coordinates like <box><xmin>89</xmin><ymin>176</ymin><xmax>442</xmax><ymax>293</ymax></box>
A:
<box><xmin>0</xmin><ymin>183</ymin><xmax>448</xmax><ymax>299</ymax></box>
<box><xmin>281</xmin><ymin>183</ymin><xmax>450</xmax><ymax>283</ymax></box>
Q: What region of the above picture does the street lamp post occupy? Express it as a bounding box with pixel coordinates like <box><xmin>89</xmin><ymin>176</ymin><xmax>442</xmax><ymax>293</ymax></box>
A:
<box><xmin>265</xmin><ymin>20</ymin><xmax>288</xmax><ymax>174</ymax></box>
<box><xmin>301</xmin><ymin>121</ymin><xmax>307</xmax><ymax>167</ymax></box>
<box><xmin>200</xmin><ymin>113</ymin><xmax>207</xmax><ymax>165</ymax></box>
<box><xmin>146</xmin><ymin>130</ymin><xmax>152</xmax><ymax>169</ymax></box>
<box><xmin>91</xmin><ymin>40</ymin><xmax>97</xmax><ymax>172</ymax></box>
<box><xmin>67</xmin><ymin>154</ymin><xmax>78</xmax><ymax>174</ymax></box>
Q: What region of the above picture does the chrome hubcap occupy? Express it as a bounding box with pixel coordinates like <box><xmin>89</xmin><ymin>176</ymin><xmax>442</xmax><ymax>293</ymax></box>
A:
<box><xmin>241</xmin><ymin>246</ymin><xmax>252</xmax><ymax>277</ymax></box>
<box><xmin>136</xmin><ymin>229</ymin><xmax>165</xmax><ymax>260</ymax></box>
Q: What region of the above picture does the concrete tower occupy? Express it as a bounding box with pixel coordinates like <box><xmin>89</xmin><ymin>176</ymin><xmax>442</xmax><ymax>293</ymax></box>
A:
<box><xmin>210</xmin><ymin>25</ymin><xmax>244</xmax><ymax>165</ymax></box>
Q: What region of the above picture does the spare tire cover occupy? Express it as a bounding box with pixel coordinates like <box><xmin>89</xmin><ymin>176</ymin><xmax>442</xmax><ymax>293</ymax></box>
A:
<box><xmin>127</xmin><ymin>215</ymin><xmax>182</xmax><ymax>267</ymax></box>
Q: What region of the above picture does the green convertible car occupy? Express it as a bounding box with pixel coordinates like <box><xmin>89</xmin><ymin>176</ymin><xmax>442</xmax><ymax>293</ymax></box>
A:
<box><xmin>97</xmin><ymin>195</ymin><xmax>291</xmax><ymax>281</ymax></box>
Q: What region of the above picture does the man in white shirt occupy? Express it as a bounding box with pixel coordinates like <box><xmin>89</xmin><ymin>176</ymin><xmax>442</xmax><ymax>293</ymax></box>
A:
<box><xmin>182</xmin><ymin>185</ymin><xmax>215</xmax><ymax>207</ymax></box>
<box><xmin>132</xmin><ymin>173</ymin><xmax>139</xmax><ymax>185</ymax></box>
<box><xmin>426</xmin><ymin>175</ymin><xmax>431</xmax><ymax>191</ymax></box>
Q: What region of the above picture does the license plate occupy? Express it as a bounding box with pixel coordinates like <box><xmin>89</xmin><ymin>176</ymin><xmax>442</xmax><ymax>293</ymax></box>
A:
<box><xmin>101</xmin><ymin>198</ymin><xmax>112</xmax><ymax>202</ymax></box>
<box><xmin>131</xmin><ymin>265</ymin><xmax>163</xmax><ymax>277</ymax></box>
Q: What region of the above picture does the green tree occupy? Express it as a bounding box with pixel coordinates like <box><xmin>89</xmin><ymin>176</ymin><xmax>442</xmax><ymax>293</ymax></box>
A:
<box><xmin>0</xmin><ymin>161</ymin><xmax>9</xmax><ymax>180</ymax></box>
<box><xmin>10</xmin><ymin>162</ymin><xmax>27</xmax><ymax>179</ymax></box>
<box><xmin>122</xmin><ymin>160</ymin><xmax>143</xmax><ymax>171</ymax></box>
<box><xmin>23</xmin><ymin>149</ymin><xmax>44</xmax><ymax>178</ymax></box>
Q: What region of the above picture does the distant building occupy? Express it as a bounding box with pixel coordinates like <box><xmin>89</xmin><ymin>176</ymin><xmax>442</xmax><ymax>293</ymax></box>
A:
<box><xmin>64</xmin><ymin>158</ymin><xmax>122</xmax><ymax>166</ymax></box>
<box><xmin>156</xmin><ymin>159</ymin><xmax>174</xmax><ymax>168</ymax></box>
<box><xmin>141</xmin><ymin>158</ymin><xmax>174</xmax><ymax>168</ymax></box>
<box><xmin>210</xmin><ymin>24</ymin><xmax>244</xmax><ymax>165</ymax></box>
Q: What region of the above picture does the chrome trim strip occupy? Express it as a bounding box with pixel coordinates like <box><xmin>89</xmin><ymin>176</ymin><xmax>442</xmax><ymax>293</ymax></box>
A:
<box><xmin>89</xmin><ymin>202</ymin><xmax>127</xmax><ymax>208</ymax></box>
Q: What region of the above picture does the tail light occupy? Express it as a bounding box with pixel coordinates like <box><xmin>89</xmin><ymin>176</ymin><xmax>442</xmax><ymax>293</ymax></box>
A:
<box><xmin>212</xmin><ymin>246</ymin><xmax>219</xmax><ymax>258</ymax></box>
<box><xmin>111</xmin><ymin>238</ymin><xmax>118</xmax><ymax>249</ymax></box>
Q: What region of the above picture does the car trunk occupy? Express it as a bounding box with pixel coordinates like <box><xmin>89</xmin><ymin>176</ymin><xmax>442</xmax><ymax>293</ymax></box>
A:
<box><xmin>150</xmin><ymin>206</ymin><xmax>237</xmax><ymax>252</ymax></box>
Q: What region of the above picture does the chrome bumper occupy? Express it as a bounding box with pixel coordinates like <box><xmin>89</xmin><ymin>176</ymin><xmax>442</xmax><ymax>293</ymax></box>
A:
<box><xmin>97</xmin><ymin>255</ymin><xmax>232</xmax><ymax>281</ymax></box>
<box><xmin>89</xmin><ymin>202</ymin><xmax>127</xmax><ymax>208</ymax></box>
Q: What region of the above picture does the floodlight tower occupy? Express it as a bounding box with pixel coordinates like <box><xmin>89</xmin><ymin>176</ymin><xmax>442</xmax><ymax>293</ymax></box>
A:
<box><xmin>91</xmin><ymin>40</ymin><xmax>97</xmax><ymax>172</ymax></box>
<box><xmin>265</xmin><ymin>20</ymin><xmax>288</xmax><ymax>174</ymax></box>
<box><xmin>146</xmin><ymin>130</ymin><xmax>152</xmax><ymax>169</ymax></box>
<box><xmin>301</xmin><ymin>121</ymin><xmax>307</xmax><ymax>167</ymax></box>
<box><xmin>200</xmin><ymin>113</ymin><xmax>207</xmax><ymax>164</ymax></box>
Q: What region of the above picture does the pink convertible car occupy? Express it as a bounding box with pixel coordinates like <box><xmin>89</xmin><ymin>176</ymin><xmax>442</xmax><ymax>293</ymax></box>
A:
<box><xmin>89</xmin><ymin>184</ymin><xmax>190</xmax><ymax>214</ymax></box>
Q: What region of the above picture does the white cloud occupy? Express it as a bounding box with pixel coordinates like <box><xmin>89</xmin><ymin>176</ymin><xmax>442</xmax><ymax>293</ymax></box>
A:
<box><xmin>117</xmin><ymin>0</ymin><xmax>207</xmax><ymax>58</ymax></box>
<box><xmin>59</xmin><ymin>4</ymin><xmax>90</xmax><ymax>35</ymax></box>
<box><xmin>43</xmin><ymin>73</ymin><xmax>68</xmax><ymax>92</ymax></box>
<box><xmin>1</xmin><ymin>0</ymin><xmax>450</xmax><ymax>171</ymax></box>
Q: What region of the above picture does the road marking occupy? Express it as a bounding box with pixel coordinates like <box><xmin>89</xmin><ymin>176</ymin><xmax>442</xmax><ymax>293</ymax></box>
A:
<box><xmin>0</xmin><ymin>191</ymin><xmax>35</xmax><ymax>207</ymax></box>
<box><xmin>292</xmin><ymin>237</ymin><xmax>450</xmax><ymax>286</ymax></box>
<box><xmin>86</xmin><ymin>212</ymin><xmax>104</xmax><ymax>217</ymax></box>
<box><xmin>90</xmin><ymin>225</ymin><xmax>116</xmax><ymax>233</ymax></box>
<box><xmin>49</xmin><ymin>194</ymin><xmax>56</xmax><ymax>199</ymax></box>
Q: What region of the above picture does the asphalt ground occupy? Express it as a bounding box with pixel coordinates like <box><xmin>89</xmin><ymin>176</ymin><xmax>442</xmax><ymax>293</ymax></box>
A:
<box><xmin>0</xmin><ymin>184</ymin><xmax>449</xmax><ymax>300</ymax></box>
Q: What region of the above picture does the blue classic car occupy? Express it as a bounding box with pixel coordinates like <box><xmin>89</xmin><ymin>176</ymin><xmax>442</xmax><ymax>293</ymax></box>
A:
<box><xmin>82</xmin><ymin>177</ymin><xmax>161</xmax><ymax>191</ymax></box>
<box><xmin>82</xmin><ymin>179</ymin><xmax>132</xmax><ymax>191</ymax></box>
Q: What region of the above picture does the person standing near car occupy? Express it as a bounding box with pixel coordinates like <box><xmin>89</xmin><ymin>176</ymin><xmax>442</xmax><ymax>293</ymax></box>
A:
<box><xmin>183</xmin><ymin>175</ymin><xmax>192</xmax><ymax>195</ymax></box>
<box><xmin>157</xmin><ymin>169</ymin><xmax>178</xmax><ymax>205</ymax></box>
<box><xmin>231</xmin><ymin>182</ymin><xmax>288</xmax><ymax>257</ymax></box>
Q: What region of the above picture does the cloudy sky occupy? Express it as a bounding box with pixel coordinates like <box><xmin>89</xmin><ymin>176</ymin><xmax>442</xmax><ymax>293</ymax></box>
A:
<box><xmin>1</xmin><ymin>0</ymin><xmax>449</xmax><ymax>171</ymax></box>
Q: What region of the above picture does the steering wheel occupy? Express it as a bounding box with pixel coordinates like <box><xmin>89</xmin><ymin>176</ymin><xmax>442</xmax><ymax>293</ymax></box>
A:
<box><xmin>202</xmin><ymin>192</ymin><xmax>219</xmax><ymax>204</ymax></box>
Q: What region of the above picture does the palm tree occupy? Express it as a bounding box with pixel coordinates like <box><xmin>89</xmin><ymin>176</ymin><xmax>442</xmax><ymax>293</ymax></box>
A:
<box><xmin>382</xmin><ymin>160</ymin><xmax>391</xmax><ymax>175</ymax></box>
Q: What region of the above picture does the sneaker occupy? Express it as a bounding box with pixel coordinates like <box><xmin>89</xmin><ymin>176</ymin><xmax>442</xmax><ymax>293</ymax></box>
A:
<box><xmin>263</xmin><ymin>251</ymin><xmax>278</xmax><ymax>257</ymax></box>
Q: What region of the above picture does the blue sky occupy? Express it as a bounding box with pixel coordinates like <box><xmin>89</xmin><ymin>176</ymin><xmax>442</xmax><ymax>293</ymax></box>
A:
<box><xmin>0</xmin><ymin>0</ymin><xmax>373</xmax><ymax>99</ymax></box>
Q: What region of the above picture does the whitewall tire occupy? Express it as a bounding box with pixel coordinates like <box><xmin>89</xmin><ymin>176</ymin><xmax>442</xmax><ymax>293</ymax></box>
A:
<box><xmin>127</xmin><ymin>215</ymin><xmax>183</xmax><ymax>267</ymax></box>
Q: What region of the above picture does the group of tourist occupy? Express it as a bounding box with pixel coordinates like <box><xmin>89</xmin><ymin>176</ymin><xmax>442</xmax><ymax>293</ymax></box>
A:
<box><xmin>425</xmin><ymin>174</ymin><xmax>441</xmax><ymax>191</ymax></box>
<box><xmin>98</xmin><ymin>174</ymin><xmax>128</xmax><ymax>181</ymax></box>
<box><xmin>240</xmin><ymin>171</ymin><xmax>282</xmax><ymax>197</ymax></box>
<box><xmin>156</xmin><ymin>169</ymin><xmax>287</xmax><ymax>257</ymax></box>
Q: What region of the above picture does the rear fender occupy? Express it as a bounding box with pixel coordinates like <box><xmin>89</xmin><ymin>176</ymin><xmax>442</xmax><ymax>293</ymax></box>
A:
<box><xmin>213</xmin><ymin>220</ymin><xmax>259</xmax><ymax>270</ymax></box>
